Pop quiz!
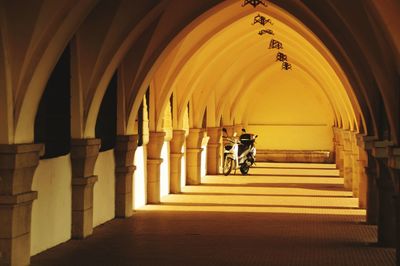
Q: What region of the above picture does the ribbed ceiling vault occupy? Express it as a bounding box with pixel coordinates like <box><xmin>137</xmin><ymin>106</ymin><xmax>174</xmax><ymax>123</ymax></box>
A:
<box><xmin>152</xmin><ymin>1</ymin><xmax>361</xmax><ymax>133</ymax></box>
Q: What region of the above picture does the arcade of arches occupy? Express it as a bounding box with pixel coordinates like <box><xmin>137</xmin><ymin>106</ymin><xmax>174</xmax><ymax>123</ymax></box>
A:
<box><xmin>0</xmin><ymin>0</ymin><xmax>399</xmax><ymax>265</ymax></box>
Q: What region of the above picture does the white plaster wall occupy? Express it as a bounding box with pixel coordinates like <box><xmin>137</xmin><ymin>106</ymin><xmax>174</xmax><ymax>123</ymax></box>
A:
<box><xmin>160</xmin><ymin>141</ymin><xmax>170</xmax><ymax>197</ymax></box>
<box><xmin>31</xmin><ymin>155</ymin><xmax>72</xmax><ymax>256</ymax></box>
<box><xmin>201</xmin><ymin>136</ymin><xmax>209</xmax><ymax>178</ymax></box>
<box><xmin>93</xmin><ymin>149</ymin><xmax>115</xmax><ymax>227</ymax></box>
<box><xmin>134</xmin><ymin>146</ymin><xmax>147</xmax><ymax>209</ymax></box>
<box><xmin>247</xmin><ymin>125</ymin><xmax>333</xmax><ymax>150</ymax></box>
<box><xmin>181</xmin><ymin>143</ymin><xmax>187</xmax><ymax>189</ymax></box>
<box><xmin>245</xmin><ymin>70</ymin><xmax>334</xmax><ymax>151</ymax></box>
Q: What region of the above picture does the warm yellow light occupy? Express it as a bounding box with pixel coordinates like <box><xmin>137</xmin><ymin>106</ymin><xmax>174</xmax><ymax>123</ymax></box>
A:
<box><xmin>200</xmin><ymin>140</ymin><xmax>208</xmax><ymax>178</ymax></box>
<box><xmin>181</xmin><ymin>143</ymin><xmax>186</xmax><ymax>189</ymax></box>
<box><xmin>141</xmin><ymin>163</ymin><xmax>364</xmax><ymax>216</ymax></box>
<box><xmin>140</xmin><ymin>205</ymin><xmax>365</xmax><ymax>216</ymax></box>
<box><xmin>133</xmin><ymin>146</ymin><xmax>146</xmax><ymax>209</ymax></box>
<box><xmin>160</xmin><ymin>141</ymin><xmax>170</xmax><ymax>197</ymax></box>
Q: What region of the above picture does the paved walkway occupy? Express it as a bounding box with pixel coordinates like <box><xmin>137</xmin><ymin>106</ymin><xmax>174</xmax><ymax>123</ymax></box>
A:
<box><xmin>31</xmin><ymin>163</ymin><xmax>395</xmax><ymax>266</ymax></box>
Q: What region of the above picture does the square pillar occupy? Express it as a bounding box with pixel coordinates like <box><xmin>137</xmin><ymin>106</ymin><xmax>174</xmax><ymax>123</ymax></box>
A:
<box><xmin>206</xmin><ymin>127</ymin><xmax>222</xmax><ymax>175</ymax></box>
<box><xmin>114</xmin><ymin>135</ymin><xmax>138</xmax><ymax>218</ymax></box>
<box><xmin>350</xmin><ymin>132</ymin><xmax>360</xmax><ymax>197</ymax></box>
<box><xmin>373</xmin><ymin>141</ymin><xmax>396</xmax><ymax>247</ymax></box>
<box><xmin>186</xmin><ymin>129</ymin><xmax>205</xmax><ymax>185</ymax></box>
<box><xmin>146</xmin><ymin>132</ymin><xmax>165</xmax><ymax>204</ymax></box>
<box><xmin>366</xmin><ymin>151</ymin><xmax>379</xmax><ymax>224</ymax></box>
<box><xmin>356</xmin><ymin>134</ymin><xmax>375</xmax><ymax>209</ymax></box>
<box><xmin>341</xmin><ymin>130</ymin><xmax>353</xmax><ymax>190</ymax></box>
<box><xmin>70</xmin><ymin>139</ymin><xmax>100</xmax><ymax>239</ymax></box>
<box><xmin>333</xmin><ymin>127</ymin><xmax>344</xmax><ymax>178</ymax></box>
<box><xmin>169</xmin><ymin>130</ymin><xmax>185</xmax><ymax>194</ymax></box>
<box><xmin>0</xmin><ymin>143</ymin><xmax>43</xmax><ymax>266</ymax></box>
<box><xmin>388</xmin><ymin>147</ymin><xmax>400</xmax><ymax>262</ymax></box>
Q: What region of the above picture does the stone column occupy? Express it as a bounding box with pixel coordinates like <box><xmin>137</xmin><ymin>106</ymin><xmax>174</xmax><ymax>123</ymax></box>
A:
<box><xmin>186</xmin><ymin>128</ymin><xmax>205</xmax><ymax>185</ymax></box>
<box><xmin>388</xmin><ymin>147</ymin><xmax>400</xmax><ymax>261</ymax></box>
<box><xmin>114</xmin><ymin>135</ymin><xmax>138</xmax><ymax>218</ymax></box>
<box><xmin>224</xmin><ymin>125</ymin><xmax>235</xmax><ymax>137</ymax></box>
<box><xmin>70</xmin><ymin>139</ymin><xmax>100</xmax><ymax>239</ymax></box>
<box><xmin>350</xmin><ymin>132</ymin><xmax>360</xmax><ymax>197</ymax></box>
<box><xmin>146</xmin><ymin>132</ymin><xmax>165</xmax><ymax>204</ymax></box>
<box><xmin>366</xmin><ymin>150</ymin><xmax>379</xmax><ymax>224</ymax></box>
<box><xmin>334</xmin><ymin>127</ymin><xmax>344</xmax><ymax>178</ymax></box>
<box><xmin>0</xmin><ymin>143</ymin><xmax>43</xmax><ymax>266</ymax></box>
<box><xmin>373</xmin><ymin>141</ymin><xmax>396</xmax><ymax>247</ymax></box>
<box><xmin>169</xmin><ymin>130</ymin><xmax>185</xmax><ymax>194</ymax></box>
<box><xmin>356</xmin><ymin>135</ymin><xmax>375</xmax><ymax>209</ymax></box>
<box><xmin>394</xmin><ymin>194</ymin><xmax>400</xmax><ymax>266</ymax></box>
<box><xmin>342</xmin><ymin>130</ymin><xmax>353</xmax><ymax>190</ymax></box>
<box><xmin>207</xmin><ymin>127</ymin><xmax>222</xmax><ymax>175</ymax></box>
<box><xmin>234</xmin><ymin>124</ymin><xmax>243</xmax><ymax>135</ymax></box>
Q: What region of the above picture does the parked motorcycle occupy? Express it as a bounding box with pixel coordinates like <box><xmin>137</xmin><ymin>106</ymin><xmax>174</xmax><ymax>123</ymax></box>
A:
<box><xmin>222</xmin><ymin>128</ymin><xmax>257</xmax><ymax>175</ymax></box>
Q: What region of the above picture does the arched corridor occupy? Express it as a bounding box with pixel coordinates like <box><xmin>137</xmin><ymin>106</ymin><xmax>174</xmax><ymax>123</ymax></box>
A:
<box><xmin>0</xmin><ymin>1</ymin><xmax>399</xmax><ymax>265</ymax></box>
<box><xmin>31</xmin><ymin>163</ymin><xmax>394</xmax><ymax>266</ymax></box>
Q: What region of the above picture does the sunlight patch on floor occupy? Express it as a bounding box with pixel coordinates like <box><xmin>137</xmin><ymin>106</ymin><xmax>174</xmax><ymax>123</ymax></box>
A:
<box><xmin>138</xmin><ymin>163</ymin><xmax>364</xmax><ymax>216</ymax></box>
<box><xmin>139</xmin><ymin>204</ymin><xmax>366</xmax><ymax>216</ymax></box>
<box><xmin>201</xmin><ymin>175</ymin><xmax>344</xmax><ymax>185</ymax></box>
<box><xmin>160</xmin><ymin>194</ymin><xmax>359</xmax><ymax>208</ymax></box>
<box><xmin>182</xmin><ymin>185</ymin><xmax>353</xmax><ymax>197</ymax></box>
<box><xmin>256</xmin><ymin>162</ymin><xmax>337</xmax><ymax>169</ymax></box>
<box><xmin>249</xmin><ymin>167</ymin><xmax>339</xmax><ymax>176</ymax></box>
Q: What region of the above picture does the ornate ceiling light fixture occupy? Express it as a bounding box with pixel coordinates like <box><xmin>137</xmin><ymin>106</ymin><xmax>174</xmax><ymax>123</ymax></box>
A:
<box><xmin>242</xmin><ymin>0</ymin><xmax>268</xmax><ymax>8</ymax></box>
<box><xmin>252</xmin><ymin>14</ymin><xmax>273</xmax><ymax>26</ymax></box>
<box><xmin>277</xmin><ymin>52</ymin><xmax>292</xmax><ymax>70</ymax></box>
<box><xmin>242</xmin><ymin>1</ymin><xmax>293</xmax><ymax>71</ymax></box>
<box><xmin>276</xmin><ymin>52</ymin><xmax>288</xmax><ymax>62</ymax></box>
<box><xmin>269</xmin><ymin>39</ymin><xmax>283</xmax><ymax>49</ymax></box>
<box><xmin>282</xmin><ymin>61</ymin><xmax>292</xmax><ymax>70</ymax></box>
<box><xmin>258</xmin><ymin>29</ymin><xmax>274</xmax><ymax>35</ymax></box>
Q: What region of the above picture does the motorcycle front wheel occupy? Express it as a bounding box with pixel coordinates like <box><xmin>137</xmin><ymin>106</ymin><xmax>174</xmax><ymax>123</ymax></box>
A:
<box><xmin>240</xmin><ymin>163</ymin><xmax>250</xmax><ymax>175</ymax></box>
<box><xmin>223</xmin><ymin>157</ymin><xmax>233</xmax><ymax>176</ymax></box>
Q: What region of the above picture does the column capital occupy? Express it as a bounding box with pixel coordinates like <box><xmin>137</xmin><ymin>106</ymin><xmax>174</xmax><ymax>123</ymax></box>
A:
<box><xmin>70</xmin><ymin>138</ymin><xmax>100</xmax><ymax>179</ymax></box>
<box><xmin>115</xmin><ymin>135</ymin><xmax>138</xmax><ymax>151</ymax></box>
<box><xmin>170</xmin><ymin>130</ymin><xmax>186</xmax><ymax>154</ymax></box>
<box><xmin>233</xmin><ymin>124</ymin><xmax>243</xmax><ymax>134</ymax></box>
<box><xmin>0</xmin><ymin>143</ymin><xmax>43</xmax><ymax>195</ymax></box>
<box><xmin>148</xmin><ymin>132</ymin><xmax>166</xmax><ymax>159</ymax></box>
<box><xmin>114</xmin><ymin>135</ymin><xmax>138</xmax><ymax>167</ymax></box>
<box><xmin>207</xmin><ymin>127</ymin><xmax>222</xmax><ymax>144</ymax></box>
<box><xmin>356</xmin><ymin>134</ymin><xmax>377</xmax><ymax>150</ymax></box>
<box><xmin>222</xmin><ymin>125</ymin><xmax>235</xmax><ymax>137</ymax></box>
<box><xmin>0</xmin><ymin>142</ymin><xmax>44</xmax><ymax>155</ymax></box>
<box><xmin>186</xmin><ymin>128</ymin><xmax>205</xmax><ymax>149</ymax></box>
<box><xmin>372</xmin><ymin>140</ymin><xmax>394</xmax><ymax>159</ymax></box>
<box><xmin>0</xmin><ymin>191</ymin><xmax>38</xmax><ymax>205</ymax></box>
<box><xmin>388</xmin><ymin>147</ymin><xmax>400</xmax><ymax>170</ymax></box>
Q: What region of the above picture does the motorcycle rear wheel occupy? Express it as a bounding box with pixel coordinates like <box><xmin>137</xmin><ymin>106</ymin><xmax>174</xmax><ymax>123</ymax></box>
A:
<box><xmin>223</xmin><ymin>157</ymin><xmax>233</xmax><ymax>176</ymax></box>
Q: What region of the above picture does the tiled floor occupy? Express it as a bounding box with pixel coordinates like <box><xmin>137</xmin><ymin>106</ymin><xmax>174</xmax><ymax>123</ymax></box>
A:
<box><xmin>31</xmin><ymin>163</ymin><xmax>396</xmax><ymax>266</ymax></box>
